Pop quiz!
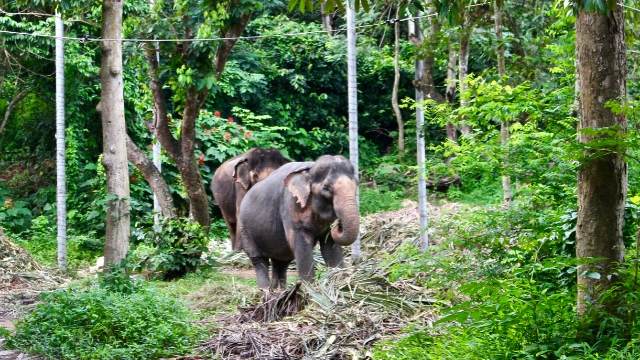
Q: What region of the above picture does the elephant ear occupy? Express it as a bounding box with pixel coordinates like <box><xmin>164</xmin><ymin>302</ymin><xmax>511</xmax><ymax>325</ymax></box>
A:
<box><xmin>284</xmin><ymin>168</ymin><xmax>311</xmax><ymax>209</ymax></box>
<box><xmin>233</xmin><ymin>159</ymin><xmax>251</xmax><ymax>190</ymax></box>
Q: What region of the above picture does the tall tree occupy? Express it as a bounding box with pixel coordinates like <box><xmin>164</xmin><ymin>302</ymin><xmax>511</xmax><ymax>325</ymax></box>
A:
<box><xmin>391</xmin><ymin>7</ymin><xmax>404</xmax><ymax>156</ymax></box>
<box><xmin>458</xmin><ymin>11</ymin><xmax>472</xmax><ymax>135</ymax></box>
<box><xmin>575</xmin><ymin>2</ymin><xmax>627</xmax><ymax>317</ymax></box>
<box><xmin>138</xmin><ymin>1</ymin><xmax>258</xmax><ymax>227</ymax></box>
<box><xmin>408</xmin><ymin>14</ymin><xmax>429</xmax><ymax>251</ymax></box>
<box><xmin>445</xmin><ymin>39</ymin><xmax>458</xmax><ymax>142</ymax></box>
<box><xmin>99</xmin><ymin>0</ymin><xmax>130</xmax><ymax>265</ymax></box>
<box><xmin>321</xmin><ymin>1</ymin><xmax>333</xmax><ymax>34</ymax></box>
<box><xmin>346</xmin><ymin>0</ymin><xmax>361</xmax><ymax>262</ymax></box>
<box><xmin>150</xmin><ymin>0</ymin><xmax>164</xmax><ymax>230</ymax></box>
<box><xmin>494</xmin><ymin>0</ymin><xmax>511</xmax><ymax>207</ymax></box>
<box><xmin>55</xmin><ymin>11</ymin><xmax>67</xmax><ymax>271</ymax></box>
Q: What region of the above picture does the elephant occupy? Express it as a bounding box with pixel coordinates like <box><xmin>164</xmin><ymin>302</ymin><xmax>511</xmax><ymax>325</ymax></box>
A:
<box><xmin>237</xmin><ymin>155</ymin><xmax>360</xmax><ymax>289</ymax></box>
<box><xmin>211</xmin><ymin>148</ymin><xmax>289</xmax><ymax>251</ymax></box>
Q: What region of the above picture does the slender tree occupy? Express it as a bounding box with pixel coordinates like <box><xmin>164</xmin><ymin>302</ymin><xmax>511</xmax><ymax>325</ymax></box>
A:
<box><xmin>346</xmin><ymin>0</ymin><xmax>361</xmax><ymax>262</ymax></box>
<box><xmin>150</xmin><ymin>0</ymin><xmax>163</xmax><ymax>230</ymax></box>
<box><xmin>99</xmin><ymin>0</ymin><xmax>130</xmax><ymax>266</ymax></box>
<box><xmin>445</xmin><ymin>39</ymin><xmax>458</xmax><ymax>142</ymax></box>
<box><xmin>408</xmin><ymin>14</ymin><xmax>429</xmax><ymax>251</ymax></box>
<box><xmin>458</xmin><ymin>11</ymin><xmax>472</xmax><ymax>135</ymax></box>
<box><xmin>575</xmin><ymin>2</ymin><xmax>627</xmax><ymax>317</ymax></box>
<box><xmin>321</xmin><ymin>1</ymin><xmax>333</xmax><ymax>34</ymax></box>
<box><xmin>55</xmin><ymin>11</ymin><xmax>67</xmax><ymax>271</ymax></box>
<box><xmin>391</xmin><ymin>7</ymin><xmax>404</xmax><ymax>156</ymax></box>
<box><xmin>494</xmin><ymin>0</ymin><xmax>511</xmax><ymax>207</ymax></box>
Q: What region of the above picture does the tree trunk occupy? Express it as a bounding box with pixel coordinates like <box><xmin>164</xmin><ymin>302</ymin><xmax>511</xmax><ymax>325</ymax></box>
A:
<box><xmin>149</xmin><ymin>0</ymin><xmax>162</xmax><ymax>231</ymax></box>
<box><xmin>458</xmin><ymin>13</ymin><xmax>472</xmax><ymax>136</ymax></box>
<box><xmin>100</xmin><ymin>0</ymin><xmax>130</xmax><ymax>266</ymax></box>
<box><xmin>180</xmin><ymin>87</ymin><xmax>210</xmax><ymax>226</ymax></box>
<box><xmin>55</xmin><ymin>12</ymin><xmax>67</xmax><ymax>272</ymax></box>
<box><xmin>575</xmin><ymin>4</ymin><xmax>627</xmax><ymax>318</ymax></box>
<box><xmin>391</xmin><ymin>8</ymin><xmax>404</xmax><ymax>157</ymax></box>
<box><xmin>495</xmin><ymin>0</ymin><xmax>512</xmax><ymax>207</ymax></box>
<box><xmin>421</xmin><ymin>9</ymin><xmax>444</xmax><ymax>103</ymax></box>
<box><xmin>320</xmin><ymin>1</ymin><xmax>332</xmax><ymax>35</ymax></box>
<box><xmin>445</xmin><ymin>40</ymin><xmax>458</xmax><ymax>142</ymax></box>
<box><xmin>409</xmin><ymin>14</ymin><xmax>429</xmax><ymax>252</ymax></box>
<box><xmin>346</xmin><ymin>0</ymin><xmax>361</xmax><ymax>262</ymax></box>
<box><xmin>126</xmin><ymin>135</ymin><xmax>175</xmax><ymax>218</ymax></box>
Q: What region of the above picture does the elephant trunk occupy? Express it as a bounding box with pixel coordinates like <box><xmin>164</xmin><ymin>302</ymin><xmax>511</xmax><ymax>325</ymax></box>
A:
<box><xmin>330</xmin><ymin>177</ymin><xmax>360</xmax><ymax>246</ymax></box>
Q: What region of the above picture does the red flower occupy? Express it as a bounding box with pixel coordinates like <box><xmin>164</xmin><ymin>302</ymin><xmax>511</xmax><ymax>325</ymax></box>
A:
<box><xmin>223</xmin><ymin>132</ymin><xmax>232</xmax><ymax>142</ymax></box>
<box><xmin>214</xmin><ymin>111</ymin><xmax>221</xmax><ymax>118</ymax></box>
<box><xmin>227</xmin><ymin>116</ymin><xmax>235</xmax><ymax>123</ymax></box>
<box><xmin>198</xmin><ymin>153</ymin><xmax>205</xmax><ymax>166</ymax></box>
<box><xmin>244</xmin><ymin>131</ymin><xmax>253</xmax><ymax>139</ymax></box>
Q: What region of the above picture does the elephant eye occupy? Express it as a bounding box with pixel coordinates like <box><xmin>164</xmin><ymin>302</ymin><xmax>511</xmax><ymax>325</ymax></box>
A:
<box><xmin>321</xmin><ymin>184</ymin><xmax>332</xmax><ymax>197</ymax></box>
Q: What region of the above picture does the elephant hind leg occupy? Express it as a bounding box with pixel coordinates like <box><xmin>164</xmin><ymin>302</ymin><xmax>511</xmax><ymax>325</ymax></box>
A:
<box><xmin>271</xmin><ymin>260</ymin><xmax>289</xmax><ymax>289</ymax></box>
<box><xmin>220</xmin><ymin>206</ymin><xmax>238</xmax><ymax>250</ymax></box>
<box><xmin>250</xmin><ymin>257</ymin><xmax>271</xmax><ymax>289</ymax></box>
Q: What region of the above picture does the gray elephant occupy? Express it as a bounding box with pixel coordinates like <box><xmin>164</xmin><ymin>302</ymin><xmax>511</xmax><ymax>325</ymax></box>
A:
<box><xmin>237</xmin><ymin>155</ymin><xmax>360</xmax><ymax>289</ymax></box>
<box><xmin>211</xmin><ymin>148</ymin><xmax>289</xmax><ymax>251</ymax></box>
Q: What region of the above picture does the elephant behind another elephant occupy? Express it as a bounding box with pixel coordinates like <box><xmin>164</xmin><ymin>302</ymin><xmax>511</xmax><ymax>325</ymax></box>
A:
<box><xmin>237</xmin><ymin>155</ymin><xmax>360</xmax><ymax>289</ymax></box>
<box><xmin>211</xmin><ymin>148</ymin><xmax>289</xmax><ymax>251</ymax></box>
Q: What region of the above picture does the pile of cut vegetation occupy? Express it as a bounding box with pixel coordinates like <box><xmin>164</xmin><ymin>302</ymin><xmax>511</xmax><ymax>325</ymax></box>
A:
<box><xmin>206</xmin><ymin>259</ymin><xmax>438</xmax><ymax>359</ymax></box>
<box><xmin>359</xmin><ymin>200</ymin><xmax>461</xmax><ymax>255</ymax></box>
<box><xmin>0</xmin><ymin>228</ymin><xmax>65</xmax><ymax>321</ymax></box>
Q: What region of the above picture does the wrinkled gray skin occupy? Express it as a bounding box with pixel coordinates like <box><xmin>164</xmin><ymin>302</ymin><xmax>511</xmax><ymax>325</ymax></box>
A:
<box><xmin>211</xmin><ymin>148</ymin><xmax>289</xmax><ymax>251</ymax></box>
<box><xmin>238</xmin><ymin>155</ymin><xmax>360</xmax><ymax>289</ymax></box>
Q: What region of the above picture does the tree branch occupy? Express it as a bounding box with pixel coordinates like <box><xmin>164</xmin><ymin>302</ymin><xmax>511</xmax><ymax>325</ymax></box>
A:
<box><xmin>215</xmin><ymin>11</ymin><xmax>252</xmax><ymax>77</ymax></box>
<box><xmin>126</xmin><ymin>134</ymin><xmax>176</xmax><ymax>218</ymax></box>
<box><xmin>144</xmin><ymin>44</ymin><xmax>180</xmax><ymax>160</ymax></box>
<box><xmin>0</xmin><ymin>88</ymin><xmax>28</xmax><ymax>134</ymax></box>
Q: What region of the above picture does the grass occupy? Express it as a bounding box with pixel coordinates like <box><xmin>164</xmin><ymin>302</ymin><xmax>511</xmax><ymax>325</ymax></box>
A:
<box><xmin>151</xmin><ymin>267</ymin><xmax>261</xmax><ymax>322</ymax></box>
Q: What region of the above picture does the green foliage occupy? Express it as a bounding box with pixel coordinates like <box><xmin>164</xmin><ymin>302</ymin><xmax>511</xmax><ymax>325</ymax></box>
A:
<box><xmin>7</xmin><ymin>286</ymin><xmax>200</xmax><ymax>360</ymax></box>
<box><xmin>12</xmin><ymin>215</ymin><xmax>101</xmax><ymax>270</ymax></box>
<box><xmin>131</xmin><ymin>218</ymin><xmax>210</xmax><ymax>279</ymax></box>
<box><xmin>360</xmin><ymin>186</ymin><xmax>405</xmax><ymax>215</ymax></box>
<box><xmin>99</xmin><ymin>259</ymin><xmax>142</xmax><ymax>295</ymax></box>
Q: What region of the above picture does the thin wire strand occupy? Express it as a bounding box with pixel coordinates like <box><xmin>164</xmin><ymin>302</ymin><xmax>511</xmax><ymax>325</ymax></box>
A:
<box><xmin>0</xmin><ymin>11</ymin><xmax>437</xmax><ymax>43</ymax></box>
<box><xmin>0</xmin><ymin>1</ymin><xmax>636</xmax><ymax>43</ymax></box>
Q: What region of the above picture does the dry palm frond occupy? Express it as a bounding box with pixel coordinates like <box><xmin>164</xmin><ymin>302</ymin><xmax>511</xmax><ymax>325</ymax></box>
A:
<box><xmin>237</xmin><ymin>282</ymin><xmax>307</xmax><ymax>323</ymax></box>
<box><xmin>0</xmin><ymin>228</ymin><xmax>66</xmax><ymax>324</ymax></box>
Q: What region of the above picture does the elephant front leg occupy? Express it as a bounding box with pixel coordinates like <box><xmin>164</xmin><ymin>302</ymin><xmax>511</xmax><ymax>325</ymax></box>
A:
<box><xmin>319</xmin><ymin>237</ymin><xmax>344</xmax><ymax>268</ymax></box>
<box><xmin>271</xmin><ymin>259</ymin><xmax>289</xmax><ymax>289</ymax></box>
<box><xmin>293</xmin><ymin>232</ymin><xmax>315</xmax><ymax>282</ymax></box>
<box><xmin>250</xmin><ymin>257</ymin><xmax>271</xmax><ymax>289</ymax></box>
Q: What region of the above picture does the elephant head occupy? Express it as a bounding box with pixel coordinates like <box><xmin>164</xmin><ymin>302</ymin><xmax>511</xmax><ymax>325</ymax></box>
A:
<box><xmin>285</xmin><ymin>155</ymin><xmax>360</xmax><ymax>246</ymax></box>
<box><xmin>233</xmin><ymin>148</ymin><xmax>289</xmax><ymax>190</ymax></box>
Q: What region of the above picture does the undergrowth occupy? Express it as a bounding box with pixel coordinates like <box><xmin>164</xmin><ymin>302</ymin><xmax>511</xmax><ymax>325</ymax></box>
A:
<box><xmin>7</xmin><ymin>267</ymin><xmax>201</xmax><ymax>360</ymax></box>
<box><xmin>374</xmin><ymin>197</ymin><xmax>640</xmax><ymax>359</ymax></box>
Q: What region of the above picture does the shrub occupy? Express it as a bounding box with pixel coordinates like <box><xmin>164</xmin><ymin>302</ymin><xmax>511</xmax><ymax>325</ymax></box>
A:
<box><xmin>131</xmin><ymin>218</ymin><xmax>210</xmax><ymax>279</ymax></box>
<box><xmin>7</xmin><ymin>286</ymin><xmax>200</xmax><ymax>359</ymax></box>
